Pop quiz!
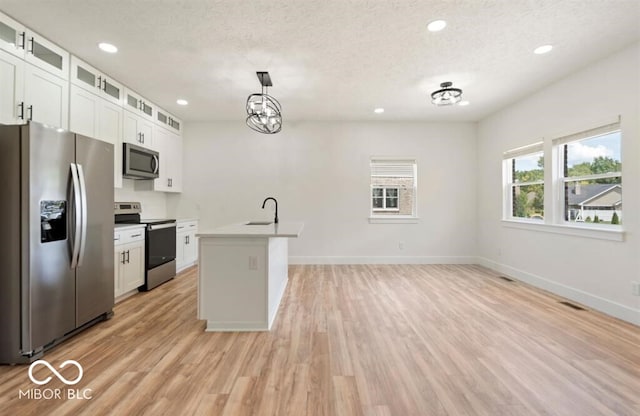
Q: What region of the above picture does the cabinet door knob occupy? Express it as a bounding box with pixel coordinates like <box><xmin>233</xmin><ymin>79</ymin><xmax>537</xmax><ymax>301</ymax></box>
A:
<box><xmin>121</xmin><ymin>251</ymin><xmax>126</xmax><ymax>264</ymax></box>
<box><xmin>18</xmin><ymin>32</ymin><xmax>26</xmax><ymax>49</ymax></box>
<box><xmin>126</xmin><ymin>250</ymin><xmax>130</xmax><ymax>263</ymax></box>
<box><xmin>27</xmin><ymin>105</ymin><xmax>33</xmax><ymax>121</ymax></box>
<box><xmin>17</xmin><ymin>102</ymin><xmax>24</xmax><ymax>120</ymax></box>
<box><xmin>27</xmin><ymin>37</ymin><xmax>34</xmax><ymax>54</ymax></box>
<box><xmin>97</xmin><ymin>75</ymin><xmax>102</xmax><ymax>89</ymax></box>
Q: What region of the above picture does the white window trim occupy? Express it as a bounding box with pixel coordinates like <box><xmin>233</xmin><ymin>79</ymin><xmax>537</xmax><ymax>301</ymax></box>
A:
<box><xmin>501</xmin><ymin>119</ymin><xmax>623</xmax><ymax>241</ymax></box>
<box><xmin>372</xmin><ymin>187</ymin><xmax>400</xmax><ymax>212</ymax></box>
<box><xmin>369</xmin><ymin>216</ymin><xmax>420</xmax><ymax>224</ymax></box>
<box><xmin>501</xmin><ymin>219</ymin><xmax>623</xmax><ymax>242</ymax></box>
<box><xmin>502</xmin><ymin>148</ymin><xmax>545</xmax><ymax>222</ymax></box>
<box><xmin>369</xmin><ymin>157</ymin><xmax>418</xmax><ymax>222</ymax></box>
<box><xmin>555</xmin><ymin>127</ymin><xmax>622</xmax><ymax>228</ymax></box>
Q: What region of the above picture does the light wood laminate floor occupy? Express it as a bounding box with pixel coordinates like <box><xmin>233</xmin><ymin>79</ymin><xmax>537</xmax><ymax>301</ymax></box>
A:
<box><xmin>1</xmin><ymin>264</ymin><xmax>639</xmax><ymax>415</ymax></box>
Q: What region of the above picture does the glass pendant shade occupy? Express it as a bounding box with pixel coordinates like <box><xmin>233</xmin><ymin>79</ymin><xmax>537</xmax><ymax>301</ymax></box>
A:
<box><xmin>246</xmin><ymin>72</ymin><xmax>282</xmax><ymax>134</ymax></box>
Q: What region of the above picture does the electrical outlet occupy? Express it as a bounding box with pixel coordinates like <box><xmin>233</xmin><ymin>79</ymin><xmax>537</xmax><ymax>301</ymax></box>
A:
<box><xmin>632</xmin><ymin>281</ymin><xmax>640</xmax><ymax>296</ymax></box>
<box><xmin>398</xmin><ymin>241</ymin><xmax>405</xmax><ymax>250</ymax></box>
<box><xmin>248</xmin><ymin>256</ymin><xmax>258</xmax><ymax>270</ymax></box>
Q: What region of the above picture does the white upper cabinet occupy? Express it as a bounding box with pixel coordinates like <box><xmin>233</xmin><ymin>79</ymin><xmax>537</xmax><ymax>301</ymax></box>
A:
<box><xmin>0</xmin><ymin>11</ymin><xmax>69</xmax><ymax>129</ymax></box>
<box><xmin>0</xmin><ymin>11</ymin><xmax>25</xmax><ymax>58</ymax></box>
<box><xmin>69</xmin><ymin>83</ymin><xmax>123</xmax><ymax>188</ymax></box>
<box><xmin>123</xmin><ymin>109</ymin><xmax>154</xmax><ymax>149</ymax></box>
<box><xmin>148</xmin><ymin>125</ymin><xmax>182</xmax><ymax>193</ymax></box>
<box><xmin>23</xmin><ymin>63</ymin><xmax>68</xmax><ymax>129</ymax></box>
<box><xmin>69</xmin><ymin>84</ymin><xmax>99</xmax><ymax>137</ymax></box>
<box><xmin>0</xmin><ymin>51</ymin><xmax>24</xmax><ymax>124</ymax></box>
<box><xmin>71</xmin><ymin>56</ymin><xmax>123</xmax><ymax>106</ymax></box>
<box><xmin>124</xmin><ymin>88</ymin><xmax>155</xmax><ymax>121</ymax></box>
<box><xmin>24</xmin><ymin>29</ymin><xmax>69</xmax><ymax>80</ymax></box>
<box><xmin>155</xmin><ymin>107</ymin><xmax>182</xmax><ymax>134</ymax></box>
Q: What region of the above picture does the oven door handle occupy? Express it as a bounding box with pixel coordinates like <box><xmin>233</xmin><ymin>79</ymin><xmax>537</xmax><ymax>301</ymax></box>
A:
<box><xmin>148</xmin><ymin>222</ymin><xmax>176</xmax><ymax>231</ymax></box>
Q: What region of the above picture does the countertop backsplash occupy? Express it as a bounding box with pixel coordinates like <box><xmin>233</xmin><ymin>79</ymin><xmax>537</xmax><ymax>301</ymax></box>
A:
<box><xmin>115</xmin><ymin>179</ymin><xmax>168</xmax><ymax>219</ymax></box>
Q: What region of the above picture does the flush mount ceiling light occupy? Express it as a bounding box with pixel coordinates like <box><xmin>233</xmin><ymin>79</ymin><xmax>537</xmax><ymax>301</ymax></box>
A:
<box><xmin>176</xmin><ymin>99</ymin><xmax>188</xmax><ymax>106</ymax></box>
<box><xmin>374</xmin><ymin>108</ymin><xmax>385</xmax><ymax>114</ymax></box>
<box><xmin>431</xmin><ymin>81</ymin><xmax>463</xmax><ymax>106</ymax></box>
<box><xmin>98</xmin><ymin>42</ymin><xmax>118</xmax><ymax>53</ymax></box>
<box><xmin>246</xmin><ymin>71</ymin><xmax>282</xmax><ymax>134</ymax></box>
<box><xmin>427</xmin><ymin>20</ymin><xmax>447</xmax><ymax>32</ymax></box>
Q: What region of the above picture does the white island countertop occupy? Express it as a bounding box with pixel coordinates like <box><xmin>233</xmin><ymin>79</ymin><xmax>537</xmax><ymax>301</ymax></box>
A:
<box><xmin>197</xmin><ymin>221</ymin><xmax>304</xmax><ymax>238</ymax></box>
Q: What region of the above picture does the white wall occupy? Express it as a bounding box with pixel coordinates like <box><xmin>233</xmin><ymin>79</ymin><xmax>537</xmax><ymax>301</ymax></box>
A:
<box><xmin>476</xmin><ymin>43</ymin><xmax>640</xmax><ymax>324</ymax></box>
<box><xmin>115</xmin><ymin>179</ymin><xmax>167</xmax><ymax>218</ymax></box>
<box><xmin>169</xmin><ymin>121</ymin><xmax>477</xmax><ymax>263</ymax></box>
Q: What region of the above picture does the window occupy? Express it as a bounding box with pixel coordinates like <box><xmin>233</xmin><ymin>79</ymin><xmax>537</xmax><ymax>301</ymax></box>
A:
<box><xmin>370</xmin><ymin>158</ymin><xmax>417</xmax><ymax>220</ymax></box>
<box><xmin>557</xmin><ymin>124</ymin><xmax>621</xmax><ymax>225</ymax></box>
<box><xmin>502</xmin><ymin>119</ymin><xmax>623</xmax><ymax>235</ymax></box>
<box><xmin>503</xmin><ymin>144</ymin><xmax>544</xmax><ymax>221</ymax></box>
<box><xmin>372</xmin><ymin>187</ymin><xmax>399</xmax><ymax>210</ymax></box>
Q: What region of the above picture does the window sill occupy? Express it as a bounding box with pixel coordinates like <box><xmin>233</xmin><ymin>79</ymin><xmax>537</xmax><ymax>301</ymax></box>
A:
<box><xmin>369</xmin><ymin>216</ymin><xmax>419</xmax><ymax>224</ymax></box>
<box><xmin>501</xmin><ymin>219</ymin><xmax>624</xmax><ymax>242</ymax></box>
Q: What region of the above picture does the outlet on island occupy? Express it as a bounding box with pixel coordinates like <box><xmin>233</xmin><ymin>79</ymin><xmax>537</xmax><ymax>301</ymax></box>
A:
<box><xmin>249</xmin><ymin>256</ymin><xmax>258</xmax><ymax>270</ymax></box>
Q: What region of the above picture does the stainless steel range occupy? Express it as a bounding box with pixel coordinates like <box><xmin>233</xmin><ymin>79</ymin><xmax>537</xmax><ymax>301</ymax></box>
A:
<box><xmin>114</xmin><ymin>202</ymin><xmax>176</xmax><ymax>291</ymax></box>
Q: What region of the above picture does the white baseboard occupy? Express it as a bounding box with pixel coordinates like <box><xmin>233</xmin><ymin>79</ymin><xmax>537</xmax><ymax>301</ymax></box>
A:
<box><xmin>476</xmin><ymin>257</ymin><xmax>640</xmax><ymax>326</ymax></box>
<box><xmin>289</xmin><ymin>256</ymin><xmax>477</xmax><ymax>265</ymax></box>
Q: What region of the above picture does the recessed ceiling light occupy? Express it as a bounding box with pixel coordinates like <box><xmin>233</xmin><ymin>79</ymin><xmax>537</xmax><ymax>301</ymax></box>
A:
<box><xmin>458</xmin><ymin>101</ymin><xmax>470</xmax><ymax>106</ymax></box>
<box><xmin>534</xmin><ymin>44</ymin><xmax>553</xmax><ymax>55</ymax></box>
<box><xmin>176</xmin><ymin>99</ymin><xmax>189</xmax><ymax>106</ymax></box>
<box><xmin>98</xmin><ymin>42</ymin><xmax>118</xmax><ymax>53</ymax></box>
<box><xmin>374</xmin><ymin>108</ymin><xmax>384</xmax><ymax>114</ymax></box>
<box><xmin>427</xmin><ymin>20</ymin><xmax>447</xmax><ymax>32</ymax></box>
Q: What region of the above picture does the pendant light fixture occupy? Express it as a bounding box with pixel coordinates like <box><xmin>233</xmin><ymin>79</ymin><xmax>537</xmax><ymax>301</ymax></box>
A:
<box><xmin>246</xmin><ymin>71</ymin><xmax>282</xmax><ymax>134</ymax></box>
<box><xmin>431</xmin><ymin>81</ymin><xmax>463</xmax><ymax>106</ymax></box>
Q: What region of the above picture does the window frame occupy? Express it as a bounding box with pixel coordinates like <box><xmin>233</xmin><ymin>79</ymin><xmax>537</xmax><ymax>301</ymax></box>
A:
<box><xmin>372</xmin><ymin>187</ymin><xmax>400</xmax><ymax>212</ymax></box>
<box><xmin>369</xmin><ymin>158</ymin><xmax>418</xmax><ymax>223</ymax></box>
<box><xmin>501</xmin><ymin>118</ymin><xmax>623</xmax><ymax>240</ymax></box>
<box><xmin>556</xmin><ymin>129</ymin><xmax>622</xmax><ymax>226</ymax></box>
<box><xmin>502</xmin><ymin>142</ymin><xmax>544</xmax><ymax>222</ymax></box>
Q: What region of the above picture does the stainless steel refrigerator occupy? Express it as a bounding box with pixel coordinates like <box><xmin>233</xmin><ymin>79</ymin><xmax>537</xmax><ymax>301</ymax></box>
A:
<box><xmin>0</xmin><ymin>122</ymin><xmax>114</xmax><ymax>364</ymax></box>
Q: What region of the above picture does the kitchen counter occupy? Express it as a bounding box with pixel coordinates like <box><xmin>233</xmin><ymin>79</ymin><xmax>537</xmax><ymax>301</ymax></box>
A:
<box><xmin>114</xmin><ymin>224</ymin><xmax>146</xmax><ymax>231</ymax></box>
<box><xmin>196</xmin><ymin>221</ymin><xmax>303</xmax><ymax>238</ymax></box>
<box><xmin>197</xmin><ymin>221</ymin><xmax>304</xmax><ymax>331</ymax></box>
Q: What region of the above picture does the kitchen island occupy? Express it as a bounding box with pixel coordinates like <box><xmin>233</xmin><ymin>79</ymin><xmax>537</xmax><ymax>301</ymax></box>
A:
<box><xmin>196</xmin><ymin>221</ymin><xmax>304</xmax><ymax>331</ymax></box>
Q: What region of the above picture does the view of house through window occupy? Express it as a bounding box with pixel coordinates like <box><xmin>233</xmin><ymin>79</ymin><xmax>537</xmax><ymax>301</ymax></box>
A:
<box><xmin>562</xmin><ymin>130</ymin><xmax>622</xmax><ymax>224</ymax></box>
<box><xmin>503</xmin><ymin>120</ymin><xmax>622</xmax><ymax>227</ymax></box>
<box><xmin>370</xmin><ymin>159</ymin><xmax>417</xmax><ymax>217</ymax></box>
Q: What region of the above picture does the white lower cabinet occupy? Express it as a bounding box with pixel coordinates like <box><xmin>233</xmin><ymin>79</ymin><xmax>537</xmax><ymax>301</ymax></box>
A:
<box><xmin>176</xmin><ymin>220</ymin><xmax>198</xmax><ymax>272</ymax></box>
<box><xmin>114</xmin><ymin>227</ymin><xmax>145</xmax><ymax>301</ymax></box>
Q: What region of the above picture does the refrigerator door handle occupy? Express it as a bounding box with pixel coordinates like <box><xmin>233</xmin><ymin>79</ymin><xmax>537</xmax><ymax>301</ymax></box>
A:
<box><xmin>70</xmin><ymin>163</ymin><xmax>82</xmax><ymax>269</ymax></box>
<box><xmin>76</xmin><ymin>164</ymin><xmax>89</xmax><ymax>267</ymax></box>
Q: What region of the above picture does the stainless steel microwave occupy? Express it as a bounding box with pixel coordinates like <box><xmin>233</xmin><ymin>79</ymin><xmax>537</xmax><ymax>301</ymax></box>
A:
<box><xmin>123</xmin><ymin>143</ymin><xmax>159</xmax><ymax>179</ymax></box>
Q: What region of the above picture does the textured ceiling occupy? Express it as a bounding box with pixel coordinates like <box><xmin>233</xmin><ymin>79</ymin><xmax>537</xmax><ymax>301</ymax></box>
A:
<box><xmin>1</xmin><ymin>0</ymin><xmax>639</xmax><ymax>122</ymax></box>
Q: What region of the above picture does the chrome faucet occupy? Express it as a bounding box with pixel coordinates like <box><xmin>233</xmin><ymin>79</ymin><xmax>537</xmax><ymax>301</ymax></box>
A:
<box><xmin>261</xmin><ymin>197</ymin><xmax>279</xmax><ymax>224</ymax></box>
